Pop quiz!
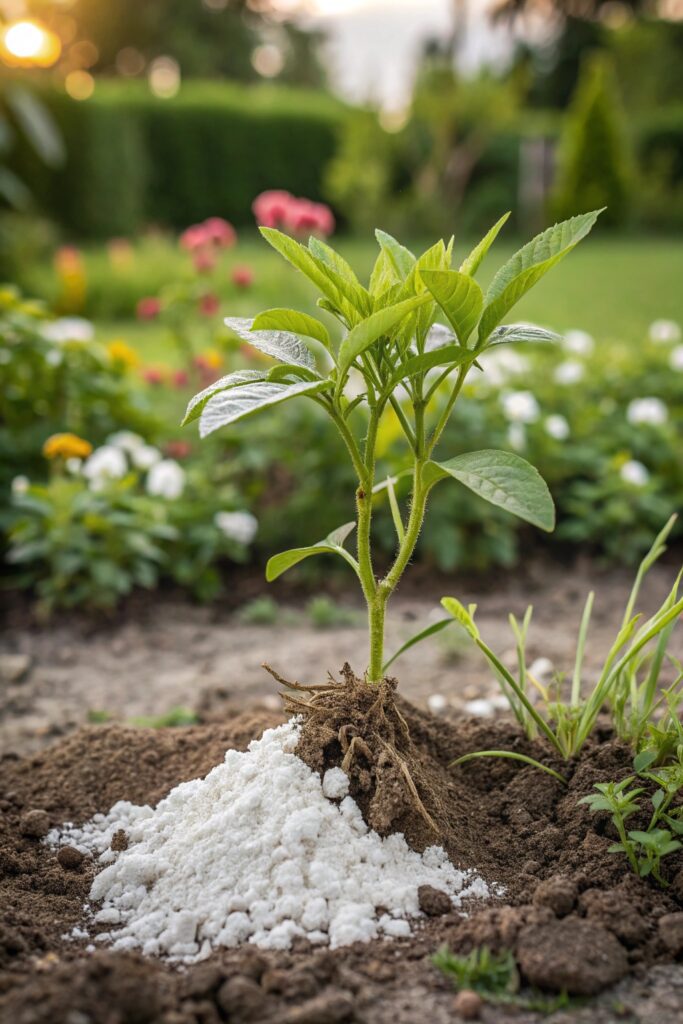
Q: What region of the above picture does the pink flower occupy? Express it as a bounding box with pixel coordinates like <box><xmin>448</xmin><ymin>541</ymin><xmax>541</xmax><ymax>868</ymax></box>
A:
<box><xmin>284</xmin><ymin>198</ymin><xmax>335</xmax><ymax>238</ymax></box>
<box><xmin>252</xmin><ymin>190</ymin><xmax>295</xmax><ymax>229</ymax></box>
<box><xmin>172</xmin><ymin>369</ymin><xmax>190</xmax><ymax>389</ymax></box>
<box><xmin>179</xmin><ymin>224</ymin><xmax>210</xmax><ymax>251</ymax></box>
<box><xmin>141</xmin><ymin>366</ymin><xmax>166</xmax><ymax>385</ymax></box>
<box><xmin>193</xmin><ymin>249</ymin><xmax>217</xmax><ymax>274</ymax></box>
<box><xmin>203</xmin><ymin>217</ymin><xmax>236</xmax><ymax>249</ymax></box>
<box><xmin>232</xmin><ymin>265</ymin><xmax>254</xmax><ymax>289</ymax></box>
<box><xmin>137</xmin><ymin>296</ymin><xmax>161</xmax><ymax>321</ymax></box>
<box><xmin>199</xmin><ymin>292</ymin><xmax>220</xmax><ymax>316</ymax></box>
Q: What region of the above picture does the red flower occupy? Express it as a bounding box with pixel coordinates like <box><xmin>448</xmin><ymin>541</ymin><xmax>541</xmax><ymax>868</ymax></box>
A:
<box><xmin>284</xmin><ymin>198</ymin><xmax>335</xmax><ymax>238</ymax></box>
<box><xmin>137</xmin><ymin>296</ymin><xmax>161</xmax><ymax>321</ymax></box>
<box><xmin>165</xmin><ymin>440</ymin><xmax>192</xmax><ymax>459</ymax></box>
<box><xmin>199</xmin><ymin>292</ymin><xmax>220</xmax><ymax>316</ymax></box>
<box><xmin>232</xmin><ymin>265</ymin><xmax>254</xmax><ymax>289</ymax></box>
<box><xmin>172</xmin><ymin>369</ymin><xmax>190</xmax><ymax>389</ymax></box>
<box><xmin>179</xmin><ymin>224</ymin><xmax>210</xmax><ymax>251</ymax></box>
<box><xmin>141</xmin><ymin>365</ymin><xmax>166</xmax><ymax>385</ymax></box>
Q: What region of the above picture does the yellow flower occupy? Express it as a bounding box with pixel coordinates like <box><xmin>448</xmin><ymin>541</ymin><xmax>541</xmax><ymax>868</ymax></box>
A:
<box><xmin>42</xmin><ymin>433</ymin><xmax>93</xmax><ymax>460</ymax></box>
<box><xmin>200</xmin><ymin>348</ymin><xmax>222</xmax><ymax>370</ymax></box>
<box><xmin>107</xmin><ymin>339</ymin><xmax>139</xmax><ymax>369</ymax></box>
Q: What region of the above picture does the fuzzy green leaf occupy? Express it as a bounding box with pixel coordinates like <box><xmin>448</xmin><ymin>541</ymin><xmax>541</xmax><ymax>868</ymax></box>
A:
<box><xmin>478</xmin><ymin>210</ymin><xmax>602</xmax><ymax>344</ymax></box>
<box><xmin>389</xmin><ymin>345</ymin><xmax>476</xmax><ymax>390</ymax></box>
<box><xmin>266</xmin><ymin>522</ymin><xmax>357</xmax><ymax>581</ymax></box>
<box><xmin>424</xmin><ymin>450</ymin><xmax>555</xmax><ymax>531</ymax></box>
<box><xmin>375</xmin><ymin>229</ymin><xmax>416</xmax><ymax>280</ymax></box>
<box><xmin>337</xmin><ymin>294</ymin><xmax>430</xmax><ymax>378</ymax></box>
<box><xmin>484</xmin><ymin>323</ymin><xmax>561</xmax><ymax>349</ymax></box>
<box><xmin>225</xmin><ymin>317</ymin><xmax>317</xmax><ymax>370</ymax></box>
<box><xmin>182</xmin><ymin>369</ymin><xmax>266</xmax><ymax>426</ymax></box>
<box><xmin>421</xmin><ymin>270</ymin><xmax>484</xmax><ymax>346</ymax></box>
<box><xmin>459</xmin><ymin>212</ymin><xmax>510</xmax><ymax>277</ymax></box>
<box><xmin>198</xmin><ymin>379</ymin><xmax>331</xmax><ymax>438</ymax></box>
<box><xmin>251</xmin><ymin>308</ymin><xmax>331</xmax><ymax>349</ymax></box>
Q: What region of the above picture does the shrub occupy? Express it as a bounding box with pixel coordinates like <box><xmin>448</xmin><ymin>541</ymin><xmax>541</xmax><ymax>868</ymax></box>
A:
<box><xmin>550</xmin><ymin>53</ymin><xmax>634</xmax><ymax>227</ymax></box>
<box><xmin>12</xmin><ymin>81</ymin><xmax>343</xmax><ymax>238</ymax></box>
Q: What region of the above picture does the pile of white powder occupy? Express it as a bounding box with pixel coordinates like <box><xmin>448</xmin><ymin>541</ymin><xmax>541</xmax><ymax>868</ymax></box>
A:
<box><xmin>47</xmin><ymin>722</ymin><xmax>491</xmax><ymax>961</ymax></box>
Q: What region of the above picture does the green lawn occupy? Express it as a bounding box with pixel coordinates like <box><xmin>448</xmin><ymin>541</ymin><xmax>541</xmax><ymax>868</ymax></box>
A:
<box><xmin>23</xmin><ymin>233</ymin><xmax>683</xmax><ymax>365</ymax></box>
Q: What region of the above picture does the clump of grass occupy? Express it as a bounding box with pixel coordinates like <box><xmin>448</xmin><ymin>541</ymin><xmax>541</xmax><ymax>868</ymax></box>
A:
<box><xmin>433</xmin><ymin>945</ymin><xmax>568</xmax><ymax>1012</ymax></box>
<box><xmin>130</xmin><ymin>707</ymin><xmax>199</xmax><ymax>728</ymax></box>
<box><xmin>307</xmin><ymin>595</ymin><xmax>363</xmax><ymax>629</ymax></box>
<box><xmin>236</xmin><ymin>595</ymin><xmax>280</xmax><ymax>625</ymax></box>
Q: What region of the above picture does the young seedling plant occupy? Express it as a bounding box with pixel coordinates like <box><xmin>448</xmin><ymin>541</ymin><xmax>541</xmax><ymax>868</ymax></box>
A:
<box><xmin>184</xmin><ymin>211</ymin><xmax>601</xmax><ymax>687</ymax></box>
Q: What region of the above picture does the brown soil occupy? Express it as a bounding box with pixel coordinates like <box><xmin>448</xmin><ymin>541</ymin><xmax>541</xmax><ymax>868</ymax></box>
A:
<box><xmin>2</xmin><ymin>702</ymin><xmax>683</xmax><ymax>1023</ymax></box>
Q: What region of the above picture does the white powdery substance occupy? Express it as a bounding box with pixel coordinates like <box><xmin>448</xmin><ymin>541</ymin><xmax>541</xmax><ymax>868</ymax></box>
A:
<box><xmin>46</xmin><ymin>723</ymin><xmax>491</xmax><ymax>961</ymax></box>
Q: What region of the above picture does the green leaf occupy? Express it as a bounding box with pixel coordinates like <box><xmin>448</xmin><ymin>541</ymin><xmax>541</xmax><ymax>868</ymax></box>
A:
<box><xmin>224</xmin><ymin>317</ymin><xmax>317</xmax><ymax>370</ymax></box>
<box><xmin>182</xmin><ymin>369</ymin><xmax>266</xmax><ymax>425</ymax></box>
<box><xmin>251</xmin><ymin>308</ymin><xmax>331</xmax><ymax>349</ymax></box>
<box><xmin>369</xmin><ymin>248</ymin><xmax>400</xmax><ymax>299</ymax></box>
<box><xmin>260</xmin><ymin>227</ymin><xmax>356</xmax><ymax>321</ymax></box>
<box><xmin>459</xmin><ymin>212</ymin><xmax>510</xmax><ymax>277</ymax></box>
<box><xmin>198</xmin><ymin>379</ymin><xmax>331</xmax><ymax>438</ymax></box>
<box><xmin>382</xmin><ymin>617</ymin><xmax>454</xmax><ymax>673</ymax></box>
<box><xmin>421</xmin><ymin>270</ymin><xmax>484</xmax><ymax>346</ymax></box>
<box><xmin>375</xmin><ymin>229</ymin><xmax>416</xmax><ymax>280</ymax></box>
<box><xmin>309</xmin><ymin>237</ymin><xmax>373</xmax><ymax>317</ymax></box>
<box><xmin>389</xmin><ymin>345</ymin><xmax>475</xmax><ymax>390</ymax></box>
<box><xmin>478</xmin><ymin>210</ymin><xmax>602</xmax><ymax>344</ymax></box>
<box><xmin>337</xmin><ymin>294</ymin><xmax>430</xmax><ymax>379</ymax></box>
<box><xmin>266</xmin><ymin>522</ymin><xmax>357</xmax><ymax>581</ymax></box>
<box><xmin>440</xmin><ymin>597</ymin><xmax>480</xmax><ymax>640</ymax></box>
<box><xmin>424</xmin><ymin>450</ymin><xmax>555</xmax><ymax>532</ymax></box>
<box><xmin>484</xmin><ymin>323</ymin><xmax>561</xmax><ymax>349</ymax></box>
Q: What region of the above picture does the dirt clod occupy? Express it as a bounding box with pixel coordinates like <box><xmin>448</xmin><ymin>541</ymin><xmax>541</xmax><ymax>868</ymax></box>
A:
<box><xmin>418</xmin><ymin>885</ymin><xmax>452</xmax><ymax>917</ymax></box>
<box><xmin>216</xmin><ymin>975</ymin><xmax>268</xmax><ymax>1020</ymax></box>
<box><xmin>516</xmin><ymin>917</ymin><xmax>629</xmax><ymax>994</ymax></box>
<box><xmin>281</xmin><ymin>988</ymin><xmax>355</xmax><ymax>1023</ymax></box>
<box><xmin>111</xmin><ymin>828</ymin><xmax>128</xmax><ymax>852</ymax></box>
<box><xmin>532</xmin><ymin>875</ymin><xmax>577</xmax><ymax>917</ymax></box>
<box><xmin>658</xmin><ymin>913</ymin><xmax>683</xmax><ymax>956</ymax></box>
<box><xmin>18</xmin><ymin>809</ymin><xmax>50</xmax><ymax>838</ymax></box>
<box><xmin>56</xmin><ymin>845</ymin><xmax>84</xmax><ymax>870</ymax></box>
<box><xmin>452</xmin><ymin>988</ymin><xmax>483</xmax><ymax>1020</ymax></box>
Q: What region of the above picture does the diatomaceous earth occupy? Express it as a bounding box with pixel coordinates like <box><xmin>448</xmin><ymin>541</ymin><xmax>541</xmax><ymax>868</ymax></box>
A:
<box><xmin>46</xmin><ymin>723</ymin><xmax>492</xmax><ymax>961</ymax></box>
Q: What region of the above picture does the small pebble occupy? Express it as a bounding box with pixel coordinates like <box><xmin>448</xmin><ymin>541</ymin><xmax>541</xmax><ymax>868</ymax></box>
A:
<box><xmin>529</xmin><ymin>657</ymin><xmax>554</xmax><ymax>681</ymax></box>
<box><xmin>57</xmin><ymin>846</ymin><xmax>85</xmax><ymax>871</ymax></box>
<box><xmin>453</xmin><ymin>988</ymin><xmax>483</xmax><ymax>1020</ymax></box>
<box><xmin>464</xmin><ymin>698</ymin><xmax>494</xmax><ymax>718</ymax></box>
<box><xmin>427</xmin><ymin>694</ymin><xmax>448</xmax><ymax>715</ymax></box>
<box><xmin>19</xmin><ymin>809</ymin><xmax>50</xmax><ymax>839</ymax></box>
<box><xmin>418</xmin><ymin>884</ymin><xmax>452</xmax><ymax>917</ymax></box>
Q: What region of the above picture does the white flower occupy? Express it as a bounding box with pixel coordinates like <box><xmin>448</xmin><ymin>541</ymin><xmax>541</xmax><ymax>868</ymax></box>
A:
<box><xmin>649</xmin><ymin>319</ymin><xmax>681</xmax><ymax>344</ymax></box>
<box><xmin>11</xmin><ymin>475</ymin><xmax>29</xmax><ymax>496</ymax></box>
<box><xmin>146</xmin><ymin>459</ymin><xmax>185</xmax><ymax>500</ymax></box>
<box><xmin>477</xmin><ymin>349</ymin><xmax>529</xmax><ymax>388</ymax></box>
<box><xmin>563</xmin><ymin>329</ymin><xmax>594</xmax><ymax>356</ymax></box>
<box><xmin>44</xmin><ymin>349</ymin><xmax>62</xmax><ymax>367</ymax></box>
<box><xmin>620</xmin><ymin>460</ymin><xmax>649</xmax><ymax>487</ymax></box>
<box><xmin>82</xmin><ymin>446</ymin><xmax>128</xmax><ymax>489</ymax></box>
<box><xmin>507</xmin><ymin>423</ymin><xmax>526</xmax><ymax>450</ymax></box>
<box><xmin>42</xmin><ymin>317</ymin><xmax>94</xmax><ymax>344</ymax></box>
<box><xmin>130</xmin><ymin>445</ymin><xmax>162</xmax><ymax>471</ymax></box>
<box><xmin>545</xmin><ymin>414</ymin><xmax>570</xmax><ymax>440</ymax></box>
<box><xmin>554</xmin><ymin>360</ymin><xmax>584</xmax><ymax>385</ymax></box>
<box><xmin>423</xmin><ymin>323</ymin><xmax>455</xmax><ymax>352</ymax></box>
<box><xmin>107</xmin><ymin>431</ymin><xmax>145</xmax><ymax>453</ymax></box>
<box><xmin>65</xmin><ymin>457</ymin><xmax>83</xmax><ymax>475</ymax></box>
<box><xmin>214</xmin><ymin>510</ymin><xmax>258</xmax><ymax>545</ymax></box>
<box><xmin>501</xmin><ymin>390</ymin><xmax>540</xmax><ymax>423</ymax></box>
<box><xmin>669</xmin><ymin>345</ymin><xmax>683</xmax><ymax>372</ymax></box>
<box><xmin>626</xmin><ymin>397</ymin><xmax>667</xmax><ymax>426</ymax></box>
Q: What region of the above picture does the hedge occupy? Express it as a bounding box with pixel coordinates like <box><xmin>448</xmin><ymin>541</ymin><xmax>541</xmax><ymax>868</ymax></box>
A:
<box><xmin>11</xmin><ymin>81</ymin><xmax>344</xmax><ymax>238</ymax></box>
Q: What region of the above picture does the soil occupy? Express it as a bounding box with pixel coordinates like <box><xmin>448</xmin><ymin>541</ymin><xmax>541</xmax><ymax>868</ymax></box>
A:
<box><xmin>3</xmin><ymin>557</ymin><xmax>683</xmax><ymax>758</ymax></box>
<box><xmin>2</xmin><ymin>703</ymin><xmax>683</xmax><ymax>1024</ymax></box>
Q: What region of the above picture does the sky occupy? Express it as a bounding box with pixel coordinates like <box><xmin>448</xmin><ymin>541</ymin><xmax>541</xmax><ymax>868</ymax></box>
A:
<box><xmin>295</xmin><ymin>0</ymin><xmax>515</xmax><ymax>111</ymax></box>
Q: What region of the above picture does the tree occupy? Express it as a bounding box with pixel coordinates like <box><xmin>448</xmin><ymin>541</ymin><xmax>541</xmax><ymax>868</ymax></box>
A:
<box><xmin>550</xmin><ymin>52</ymin><xmax>634</xmax><ymax>226</ymax></box>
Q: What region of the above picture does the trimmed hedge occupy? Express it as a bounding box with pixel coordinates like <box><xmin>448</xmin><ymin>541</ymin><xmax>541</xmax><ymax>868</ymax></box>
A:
<box><xmin>12</xmin><ymin>81</ymin><xmax>343</xmax><ymax>237</ymax></box>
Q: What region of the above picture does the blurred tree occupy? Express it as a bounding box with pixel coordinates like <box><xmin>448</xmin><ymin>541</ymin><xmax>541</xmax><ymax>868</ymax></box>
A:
<box><xmin>24</xmin><ymin>0</ymin><xmax>324</xmax><ymax>86</ymax></box>
<box><xmin>550</xmin><ymin>52</ymin><xmax>634</xmax><ymax>226</ymax></box>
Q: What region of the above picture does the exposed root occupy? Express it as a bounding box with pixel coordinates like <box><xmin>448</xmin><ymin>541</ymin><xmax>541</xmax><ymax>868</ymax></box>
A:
<box><xmin>263</xmin><ymin>662</ymin><xmax>445</xmax><ymax>850</ymax></box>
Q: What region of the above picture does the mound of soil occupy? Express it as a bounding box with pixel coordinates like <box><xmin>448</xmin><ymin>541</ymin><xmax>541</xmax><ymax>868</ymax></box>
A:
<box><xmin>2</xmin><ymin>700</ymin><xmax>683</xmax><ymax>1023</ymax></box>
